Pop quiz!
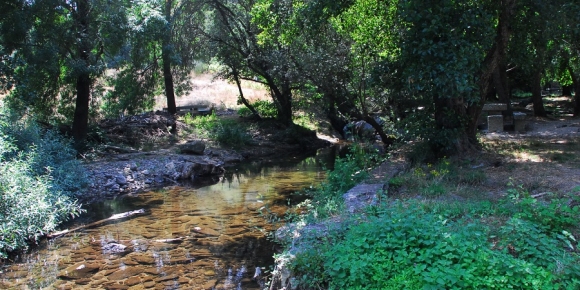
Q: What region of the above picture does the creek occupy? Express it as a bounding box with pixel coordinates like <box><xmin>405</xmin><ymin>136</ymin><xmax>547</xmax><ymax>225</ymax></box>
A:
<box><xmin>0</xmin><ymin>149</ymin><xmax>334</xmax><ymax>289</ymax></box>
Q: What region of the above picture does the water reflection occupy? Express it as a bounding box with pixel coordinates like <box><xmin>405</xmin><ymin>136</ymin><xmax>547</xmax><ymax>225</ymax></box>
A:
<box><xmin>0</xmin><ymin>149</ymin><xmax>331</xmax><ymax>289</ymax></box>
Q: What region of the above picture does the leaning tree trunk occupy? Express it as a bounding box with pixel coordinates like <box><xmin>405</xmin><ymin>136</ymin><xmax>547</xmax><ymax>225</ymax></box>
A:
<box><xmin>71</xmin><ymin>0</ymin><xmax>91</xmax><ymax>145</ymax></box>
<box><xmin>531</xmin><ymin>69</ymin><xmax>547</xmax><ymax>117</ymax></box>
<box><xmin>469</xmin><ymin>0</ymin><xmax>517</xmax><ymax>143</ymax></box>
<box><xmin>362</xmin><ymin>115</ymin><xmax>395</xmax><ymax>147</ymax></box>
<box><xmin>163</xmin><ymin>0</ymin><xmax>177</xmax><ymax>116</ymax></box>
<box><xmin>568</xmin><ymin>67</ymin><xmax>580</xmax><ymax>116</ymax></box>
<box><xmin>232</xmin><ymin>69</ymin><xmax>261</xmax><ymax>119</ymax></box>
<box><xmin>324</xmin><ymin>92</ymin><xmax>348</xmax><ymax>137</ymax></box>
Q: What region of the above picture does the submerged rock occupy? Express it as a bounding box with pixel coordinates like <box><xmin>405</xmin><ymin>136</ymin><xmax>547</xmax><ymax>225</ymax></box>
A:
<box><xmin>58</xmin><ymin>262</ymin><xmax>100</xmax><ymax>280</ymax></box>
<box><xmin>102</xmin><ymin>242</ymin><xmax>131</xmax><ymax>254</ymax></box>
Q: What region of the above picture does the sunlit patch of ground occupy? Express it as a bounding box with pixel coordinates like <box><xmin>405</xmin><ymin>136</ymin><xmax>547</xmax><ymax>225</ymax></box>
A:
<box><xmin>155</xmin><ymin>73</ymin><xmax>270</xmax><ymax>111</ymax></box>
<box><xmin>479</xmin><ymin>117</ymin><xmax>580</xmax><ymax>195</ymax></box>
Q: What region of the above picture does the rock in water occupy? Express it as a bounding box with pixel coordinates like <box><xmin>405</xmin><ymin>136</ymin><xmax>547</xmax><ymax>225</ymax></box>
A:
<box><xmin>102</xmin><ymin>242</ymin><xmax>130</xmax><ymax>254</ymax></box>
<box><xmin>178</xmin><ymin>140</ymin><xmax>206</xmax><ymax>155</ymax></box>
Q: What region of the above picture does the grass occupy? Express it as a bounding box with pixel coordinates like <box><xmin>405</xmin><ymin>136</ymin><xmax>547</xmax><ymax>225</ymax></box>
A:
<box><xmin>155</xmin><ymin>73</ymin><xmax>269</xmax><ymax>111</ymax></box>
<box><xmin>387</xmin><ymin>158</ymin><xmax>488</xmax><ymax>199</ymax></box>
<box><xmin>180</xmin><ymin>112</ymin><xmax>252</xmax><ymax>148</ymax></box>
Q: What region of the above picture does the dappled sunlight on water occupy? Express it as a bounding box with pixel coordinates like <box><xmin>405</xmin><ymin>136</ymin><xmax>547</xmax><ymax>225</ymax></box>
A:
<box><xmin>0</xmin><ymin>152</ymin><xmax>330</xmax><ymax>289</ymax></box>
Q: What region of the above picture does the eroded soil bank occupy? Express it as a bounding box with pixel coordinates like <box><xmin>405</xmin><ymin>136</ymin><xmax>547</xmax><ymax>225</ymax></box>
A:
<box><xmin>79</xmin><ymin>110</ymin><xmax>330</xmax><ymax>204</ymax></box>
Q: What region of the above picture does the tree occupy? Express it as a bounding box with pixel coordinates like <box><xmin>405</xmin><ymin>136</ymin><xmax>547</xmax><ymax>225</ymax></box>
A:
<box><xmin>393</xmin><ymin>0</ymin><xmax>513</xmax><ymax>154</ymax></box>
<box><xmin>251</xmin><ymin>0</ymin><xmax>397</xmax><ymax>145</ymax></box>
<box><xmin>508</xmin><ymin>0</ymin><xmax>565</xmax><ymax>117</ymax></box>
<box><xmin>203</xmin><ymin>0</ymin><xmax>300</xmax><ymax>126</ymax></box>
<box><xmin>103</xmin><ymin>0</ymin><xmax>203</xmax><ymax>118</ymax></box>
<box><xmin>0</xmin><ymin>0</ymin><xmax>29</xmax><ymax>91</ymax></box>
<box><xmin>3</xmin><ymin>0</ymin><xmax>128</xmax><ymax>145</ymax></box>
<box><xmin>559</xmin><ymin>0</ymin><xmax>580</xmax><ymax>116</ymax></box>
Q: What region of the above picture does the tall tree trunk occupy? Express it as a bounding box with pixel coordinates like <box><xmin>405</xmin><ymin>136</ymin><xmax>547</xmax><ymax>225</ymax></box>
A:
<box><xmin>72</xmin><ymin>0</ymin><xmax>91</xmax><ymax>146</ymax></box>
<box><xmin>72</xmin><ymin>73</ymin><xmax>91</xmax><ymax>144</ymax></box>
<box><xmin>531</xmin><ymin>69</ymin><xmax>547</xmax><ymax>117</ymax></box>
<box><xmin>163</xmin><ymin>0</ymin><xmax>177</xmax><ymax>116</ymax></box>
<box><xmin>562</xmin><ymin>84</ymin><xmax>572</xmax><ymax>96</ymax></box>
<box><xmin>433</xmin><ymin>94</ymin><xmax>476</xmax><ymax>155</ymax></box>
<box><xmin>262</xmin><ymin>71</ymin><xmax>293</xmax><ymax>126</ymax></box>
<box><xmin>568</xmin><ymin>67</ymin><xmax>580</xmax><ymax>116</ymax></box>
<box><xmin>275</xmin><ymin>84</ymin><xmax>293</xmax><ymax>126</ymax></box>
<box><xmin>470</xmin><ymin>0</ymin><xmax>517</xmax><ymax>143</ymax></box>
<box><xmin>494</xmin><ymin>63</ymin><xmax>511</xmax><ymax>109</ymax></box>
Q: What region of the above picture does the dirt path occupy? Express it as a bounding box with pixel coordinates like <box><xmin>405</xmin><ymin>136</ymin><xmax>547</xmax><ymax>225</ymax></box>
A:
<box><xmin>480</xmin><ymin>116</ymin><xmax>580</xmax><ymax>196</ymax></box>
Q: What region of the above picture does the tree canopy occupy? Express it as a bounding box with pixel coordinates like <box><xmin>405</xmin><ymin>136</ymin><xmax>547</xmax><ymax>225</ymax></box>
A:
<box><xmin>1</xmin><ymin>0</ymin><xmax>579</xmax><ymax>155</ymax></box>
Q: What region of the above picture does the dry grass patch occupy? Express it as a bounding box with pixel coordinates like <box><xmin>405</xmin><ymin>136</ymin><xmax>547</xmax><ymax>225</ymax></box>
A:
<box><xmin>154</xmin><ymin>73</ymin><xmax>270</xmax><ymax>110</ymax></box>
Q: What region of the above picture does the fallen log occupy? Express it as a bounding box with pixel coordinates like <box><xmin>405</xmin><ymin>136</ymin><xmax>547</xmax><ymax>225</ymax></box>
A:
<box><xmin>48</xmin><ymin>209</ymin><xmax>147</xmax><ymax>239</ymax></box>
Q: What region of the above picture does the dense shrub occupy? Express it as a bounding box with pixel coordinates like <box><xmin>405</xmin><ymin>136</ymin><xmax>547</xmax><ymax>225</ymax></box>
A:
<box><xmin>182</xmin><ymin>112</ymin><xmax>252</xmax><ymax>148</ymax></box>
<box><xmin>237</xmin><ymin>100</ymin><xmax>278</xmax><ymax>118</ymax></box>
<box><xmin>214</xmin><ymin>120</ymin><xmax>253</xmax><ymax>148</ymax></box>
<box><xmin>0</xmin><ymin>104</ymin><xmax>86</xmax><ymax>257</ymax></box>
<box><xmin>290</xmin><ymin>201</ymin><xmax>580</xmax><ymax>289</ymax></box>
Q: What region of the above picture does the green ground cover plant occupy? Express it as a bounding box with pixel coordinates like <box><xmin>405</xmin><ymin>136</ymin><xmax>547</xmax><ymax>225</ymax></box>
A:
<box><xmin>0</xmin><ymin>104</ymin><xmax>86</xmax><ymax>257</ymax></box>
<box><xmin>284</xmin><ymin>156</ymin><xmax>580</xmax><ymax>289</ymax></box>
<box><xmin>292</xmin><ymin>145</ymin><xmax>383</xmax><ymax>221</ymax></box>
<box><xmin>289</xmin><ymin>199</ymin><xmax>579</xmax><ymax>289</ymax></box>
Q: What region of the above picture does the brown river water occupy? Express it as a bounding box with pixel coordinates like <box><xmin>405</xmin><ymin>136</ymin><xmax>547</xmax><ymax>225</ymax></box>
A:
<box><xmin>0</xmin><ymin>151</ymin><xmax>333</xmax><ymax>289</ymax></box>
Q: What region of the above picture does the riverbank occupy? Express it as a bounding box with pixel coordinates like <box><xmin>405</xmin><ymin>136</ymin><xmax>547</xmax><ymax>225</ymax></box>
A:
<box><xmin>268</xmin><ymin>116</ymin><xmax>580</xmax><ymax>289</ymax></box>
<box><xmin>79</xmin><ymin>115</ymin><xmax>331</xmax><ymax>205</ymax></box>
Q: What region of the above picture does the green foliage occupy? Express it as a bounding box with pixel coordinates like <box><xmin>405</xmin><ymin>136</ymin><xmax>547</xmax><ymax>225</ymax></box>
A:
<box><xmin>291</xmin><ymin>145</ymin><xmax>381</xmax><ymax>221</ymax></box>
<box><xmin>182</xmin><ymin>113</ymin><xmax>252</xmax><ymax>148</ymax></box>
<box><xmin>290</xmin><ymin>200</ymin><xmax>579</xmax><ymax>289</ymax></box>
<box><xmin>3</xmin><ymin>0</ymin><xmax>128</xmax><ymax>126</ymax></box>
<box><xmin>183</xmin><ymin>112</ymin><xmax>220</xmax><ymax>133</ymax></box>
<box><xmin>214</xmin><ymin>120</ymin><xmax>253</xmax><ymax>148</ymax></box>
<box><xmin>0</xmin><ymin>104</ymin><xmax>85</xmax><ymax>257</ymax></box>
<box><xmin>286</xmin><ymin>154</ymin><xmax>579</xmax><ymax>289</ymax></box>
<box><xmin>320</xmin><ymin>146</ymin><xmax>376</xmax><ymax>198</ymax></box>
<box><xmin>503</xmin><ymin>184</ymin><xmax>580</xmax><ymax>232</ymax></box>
<box><xmin>237</xmin><ymin>100</ymin><xmax>278</xmax><ymax>118</ymax></box>
<box><xmin>101</xmin><ymin>68</ymin><xmax>158</xmax><ymax>118</ymax></box>
<box><xmin>495</xmin><ymin>217</ymin><xmax>580</xmax><ymax>281</ymax></box>
<box><xmin>387</xmin><ymin>176</ymin><xmax>404</xmax><ymax>189</ymax></box>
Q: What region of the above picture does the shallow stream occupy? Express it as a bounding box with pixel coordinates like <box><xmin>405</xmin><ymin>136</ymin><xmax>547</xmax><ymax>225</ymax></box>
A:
<box><xmin>0</xmin><ymin>150</ymin><xmax>332</xmax><ymax>289</ymax></box>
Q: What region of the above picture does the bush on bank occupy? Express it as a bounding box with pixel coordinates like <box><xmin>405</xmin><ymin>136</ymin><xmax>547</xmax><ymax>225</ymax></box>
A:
<box><xmin>0</xmin><ymin>103</ymin><xmax>86</xmax><ymax>258</ymax></box>
<box><xmin>283</xmin><ymin>151</ymin><xmax>580</xmax><ymax>289</ymax></box>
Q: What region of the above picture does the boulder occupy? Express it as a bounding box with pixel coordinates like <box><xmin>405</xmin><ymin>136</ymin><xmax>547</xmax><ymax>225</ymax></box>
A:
<box><xmin>115</xmin><ymin>175</ymin><xmax>128</xmax><ymax>185</ymax></box>
<box><xmin>178</xmin><ymin>140</ymin><xmax>206</xmax><ymax>155</ymax></box>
